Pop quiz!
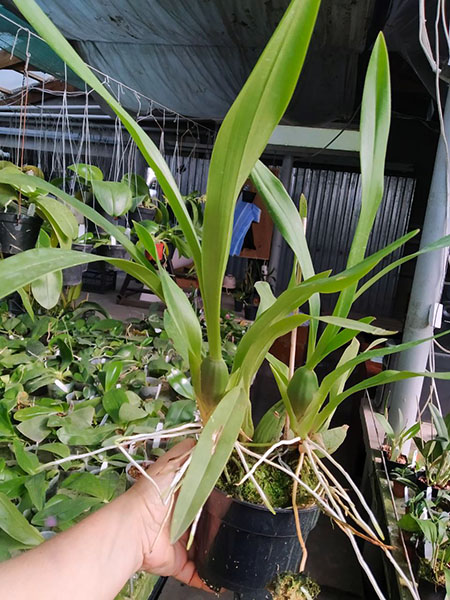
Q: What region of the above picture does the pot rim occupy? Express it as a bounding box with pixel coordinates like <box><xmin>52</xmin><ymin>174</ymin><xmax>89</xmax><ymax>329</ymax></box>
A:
<box><xmin>211</xmin><ymin>486</ymin><xmax>317</xmax><ymax>515</ymax></box>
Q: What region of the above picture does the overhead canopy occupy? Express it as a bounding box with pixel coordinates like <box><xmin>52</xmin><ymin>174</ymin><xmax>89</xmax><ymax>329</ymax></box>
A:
<box><xmin>0</xmin><ymin>0</ymin><xmax>446</xmax><ymax>123</ymax></box>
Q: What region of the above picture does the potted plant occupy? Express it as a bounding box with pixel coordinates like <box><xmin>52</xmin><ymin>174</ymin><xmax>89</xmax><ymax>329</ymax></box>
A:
<box><xmin>4</xmin><ymin>2</ymin><xmax>450</xmax><ymax>598</ymax></box>
<box><xmin>0</xmin><ymin>163</ymin><xmax>77</xmax><ymax>255</ymax></box>
<box><xmin>414</xmin><ymin>406</ymin><xmax>450</xmax><ymax>496</ymax></box>
<box><xmin>375</xmin><ymin>409</ymin><xmax>420</xmax><ymax>472</ymax></box>
<box><xmin>398</xmin><ymin>492</ymin><xmax>450</xmax><ymax>599</ymax></box>
<box><xmin>126</xmin><ymin>172</ymin><xmax>157</xmax><ymax>222</ymax></box>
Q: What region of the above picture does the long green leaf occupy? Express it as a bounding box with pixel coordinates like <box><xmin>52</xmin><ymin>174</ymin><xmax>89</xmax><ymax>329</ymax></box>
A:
<box><xmin>158</xmin><ymin>269</ymin><xmax>203</xmax><ymax>391</ymax></box>
<box><xmin>355</xmin><ymin>233</ymin><xmax>450</xmax><ymax>300</ymax></box>
<box><xmin>313</xmin><ymin>33</ymin><xmax>391</xmax><ymax>357</ymax></box>
<box><xmin>308</xmin><ymin>230</ymin><xmax>417</xmax><ymax>367</ymax></box>
<box><xmin>201</xmin><ymin>0</ymin><xmax>321</xmax><ymax>359</ymax></box>
<box><xmin>13</xmin><ymin>0</ymin><xmax>201</xmax><ymax>277</ymax></box>
<box><xmin>233</xmin><ymin>233</ymin><xmax>410</xmax><ymax>376</ymax></box>
<box><xmin>312</xmin><ymin>331</ymin><xmax>450</xmax><ymax>430</ymax></box>
<box><xmin>0</xmin><ymin>249</ymin><xmax>163</xmax><ymax>300</ymax></box>
<box><xmin>255</xmin><ymin>281</ymin><xmax>276</xmax><ymax>318</ymax></box>
<box><xmin>251</xmin><ymin>160</ymin><xmax>319</xmax><ymax>352</ymax></box>
<box><xmin>170</xmin><ymin>386</ymin><xmax>248</xmax><ymax>542</ymax></box>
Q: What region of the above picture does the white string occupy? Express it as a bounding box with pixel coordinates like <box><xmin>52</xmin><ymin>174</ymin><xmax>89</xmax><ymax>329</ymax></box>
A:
<box><xmin>0</xmin><ymin>11</ymin><xmax>214</xmax><ymax>135</ymax></box>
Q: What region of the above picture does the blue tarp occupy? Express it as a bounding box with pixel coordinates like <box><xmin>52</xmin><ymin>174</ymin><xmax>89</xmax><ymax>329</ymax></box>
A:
<box><xmin>229</xmin><ymin>199</ymin><xmax>260</xmax><ymax>256</ymax></box>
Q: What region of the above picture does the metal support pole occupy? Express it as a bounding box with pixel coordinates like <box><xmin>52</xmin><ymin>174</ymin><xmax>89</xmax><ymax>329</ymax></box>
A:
<box><xmin>268</xmin><ymin>154</ymin><xmax>294</xmax><ymax>293</ymax></box>
<box><xmin>389</xmin><ymin>90</ymin><xmax>450</xmax><ymax>432</ymax></box>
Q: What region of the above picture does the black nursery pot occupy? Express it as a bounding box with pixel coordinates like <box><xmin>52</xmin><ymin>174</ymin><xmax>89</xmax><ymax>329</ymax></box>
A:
<box><xmin>195</xmin><ymin>488</ymin><xmax>320</xmax><ymax>595</ymax></box>
<box><xmin>130</xmin><ymin>206</ymin><xmax>156</xmax><ymax>222</ymax></box>
<box><xmin>0</xmin><ymin>213</ymin><xmax>42</xmax><ymax>254</ymax></box>
<box><xmin>62</xmin><ymin>244</ymin><xmax>93</xmax><ymax>286</ymax></box>
<box><xmin>244</xmin><ymin>304</ymin><xmax>258</xmax><ymax>320</ymax></box>
<box><xmin>419</xmin><ymin>579</ymin><xmax>445</xmax><ymax>600</ymax></box>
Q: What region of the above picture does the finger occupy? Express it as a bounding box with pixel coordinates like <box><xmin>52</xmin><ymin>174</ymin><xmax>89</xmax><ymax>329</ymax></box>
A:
<box><xmin>174</xmin><ymin>560</ymin><xmax>214</xmax><ymax>593</ymax></box>
<box><xmin>149</xmin><ymin>439</ymin><xmax>196</xmax><ymax>477</ymax></box>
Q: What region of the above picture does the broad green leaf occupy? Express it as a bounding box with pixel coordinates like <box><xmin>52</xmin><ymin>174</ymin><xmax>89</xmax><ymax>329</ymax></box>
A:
<box><xmin>91</xmin><ymin>180</ymin><xmax>132</xmax><ymax>217</ymax></box>
<box><xmin>61</xmin><ymin>471</ymin><xmax>118</xmax><ymax>502</ymax></box>
<box><xmin>0</xmin><ymin>491</ymin><xmax>43</xmax><ymax>545</ymax></box>
<box><xmin>251</xmin><ymin>161</ymin><xmax>319</xmax><ymax>351</ymax></box>
<box><xmin>170</xmin><ymin>386</ymin><xmax>248</xmax><ymax>542</ymax></box>
<box><xmin>38</xmin><ymin>443</ymin><xmax>70</xmax><ymax>458</ymax></box>
<box><xmin>103</xmin><ymin>361</ymin><xmax>123</xmax><ymax>392</ymax></box>
<box><xmin>163</xmin><ymin>310</ymin><xmax>188</xmax><ymax>364</ymax></box>
<box><xmin>0</xmin><ymin>477</ymin><xmax>27</xmax><ymax>499</ymax></box>
<box><xmin>17</xmin><ymin>288</ymin><xmax>35</xmax><ymax>321</ymax></box>
<box><xmin>57</xmin><ymin>423</ymin><xmax>118</xmax><ymax>446</ymax></box>
<box><xmin>13</xmin><ymin>0</ymin><xmax>201</xmax><ymax>276</ymax></box>
<box><xmin>167</xmin><ymin>369</ymin><xmax>194</xmax><ymax>399</ymax></box>
<box><xmin>68</xmin><ymin>163</ymin><xmax>103</xmax><ymax>181</ymax></box>
<box><xmin>16</xmin><ymin>415</ymin><xmax>51</xmax><ymax>443</ymax></box>
<box><xmin>34</xmin><ymin>195</ymin><xmax>78</xmax><ymax>248</ymax></box>
<box><xmin>0</xmin><ymin>402</ymin><xmax>15</xmax><ymax>438</ymax></box>
<box><xmin>374</xmin><ymin>413</ymin><xmax>394</xmax><ymax>438</ymax></box>
<box><xmin>102</xmin><ymin>388</ymin><xmax>128</xmax><ymax>423</ymax></box>
<box><xmin>255</xmin><ymin>281</ymin><xmax>276</xmax><ymax>318</ymax></box>
<box><xmin>31</xmin><ymin>269</ymin><xmax>62</xmax><ymax>310</ymax></box>
<box><xmin>25</xmin><ymin>472</ymin><xmax>47</xmax><ymax>511</ymax></box>
<box><xmin>12</xmin><ymin>440</ymin><xmax>40</xmax><ymax>475</ymax></box>
<box><xmin>32</xmin><ymin>494</ymin><xmax>101</xmax><ymax>527</ymax></box>
<box><xmin>313</xmin><ymin>425</ymin><xmax>349</xmax><ymax>456</ymax></box>
<box><xmin>31</xmin><ymin>228</ymin><xmax>62</xmax><ymax>310</ymax></box>
<box><xmin>165</xmin><ymin>399</ymin><xmax>196</xmax><ymax>429</ymax></box>
<box><xmin>253</xmin><ymin>400</ymin><xmax>286</xmax><ymax>444</ymax></box>
<box><xmin>118</xmin><ymin>403</ymin><xmax>147</xmax><ymax>423</ymax></box>
<box><xmin>201</xmin><ymin>0</ymin><xmax>321</xmax><ymax>359</ymax></box>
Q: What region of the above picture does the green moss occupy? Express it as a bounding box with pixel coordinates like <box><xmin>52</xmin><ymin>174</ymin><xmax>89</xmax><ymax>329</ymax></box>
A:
<box><xmin>418</xmin><ymin>557</ymin><xmax>446</xmax><ymax>588</ymax></box>
<box><xmin>267</xmin><ymin>572</ymin><xmax>320</xmax><ymax>600</ymax></box>
<box><xmin>218</xmin><ymin>450</ymin><xmax>317</xmax><ymax>509</ymax></box>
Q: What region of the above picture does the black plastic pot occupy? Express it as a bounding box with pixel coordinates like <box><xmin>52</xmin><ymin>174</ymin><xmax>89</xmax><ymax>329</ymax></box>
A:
<box><xmin>195</xmin><ymin>488</ymin><xmax>319</xmax><ymax>595</ymax></box>
<box><xmin>96</xmin><ymin>244</ymin><xmax>128</xmax><ymax>269</ymax></box>
<box><xmin>130</xmin><ymin>206</ymin><xmax>156</xmax><ymax>222</ymax></box>
<box><xmin>62</xmin><ymin>243</ymin><xmax>93</xmax><ymax>286</ymax></box>
<box><xmin>244</xmin><ymin>304</ymin><xmax>258</xmax><ymax>320</ymax></box>
<box><xmin>234</xmin><ymin>299</ymin><xmax>244</xmax><ymax>312</ymax></box>
<box><xmin>418</xmin><ymin>579</ymin><xmax>445</xmax><ymax>599</ymax></box>
<box><xmin>0</xmin><ymin>213</ymin><xmax>42</xmax><ymax>254</ymax></box>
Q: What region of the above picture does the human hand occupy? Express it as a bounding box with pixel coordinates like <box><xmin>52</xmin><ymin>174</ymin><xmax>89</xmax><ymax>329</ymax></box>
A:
<box><xmin>129</xmin><ymin>439</ymin><xmax>211</xmax><ymax>591</ymax></box>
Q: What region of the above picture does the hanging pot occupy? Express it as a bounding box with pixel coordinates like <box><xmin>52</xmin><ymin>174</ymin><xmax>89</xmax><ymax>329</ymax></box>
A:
<box><xmin>195</xmin><ymin>488</ymin><xmax>319</xmax><ymax>595</ymax></box>
<box><xmin>62</xmin><ymin>243</ymin><xmax>93</xmax><ymax>286</ymax></box>
<box><xmin>130</xmin><ymin>206</ymin><xmax>156</xmax><ymax>222</ymax></box>
<box><xmin>0</xmin><ymin>213</ymin><xmax>42</xmax><ymax>254</ymax></box>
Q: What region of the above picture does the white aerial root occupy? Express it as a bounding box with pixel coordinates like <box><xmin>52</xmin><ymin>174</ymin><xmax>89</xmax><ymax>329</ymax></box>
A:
<box><xmin>39</xmin><ymin>423</ymin><xmax>202</xmax><ymax>470</ymax></box>
<box><xmin>237</xmin><ymin>436</ymin><xmax>301</xmax><ymax>486</ymax></box>
<box><xmin>117</xmin><ymin>444</ymin><xmax>161</xmax><ymax>497</ymax></box>
<box><xmin>234</xmin><ymin>441</ymin><xmax>274</xmax><ymax>513</ymax></box>
<box><xmin>236</xmin><ymin>438</ymin><xmax>421</xmax><ymax>600</ymax></box>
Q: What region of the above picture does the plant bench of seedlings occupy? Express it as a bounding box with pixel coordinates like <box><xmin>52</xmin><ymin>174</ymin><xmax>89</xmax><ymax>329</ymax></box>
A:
<box><xmin>360</xmin><ymin>397</ymin><xmax>419</xmax><ymax>600</ymax></box>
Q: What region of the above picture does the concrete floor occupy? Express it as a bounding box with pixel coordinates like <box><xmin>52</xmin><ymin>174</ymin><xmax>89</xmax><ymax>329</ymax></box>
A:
<box><xmin>86</xmin><ymin>284</ymin><xmax>365</xmax><ymax>600</ymax></box>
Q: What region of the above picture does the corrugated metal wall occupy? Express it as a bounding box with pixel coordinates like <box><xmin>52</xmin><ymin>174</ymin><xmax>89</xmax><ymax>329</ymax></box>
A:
<box><xmin>169</xmin><ymin>154</ymin><xmax>416</xmax><ymax>319</ymax></box>
<box><xmin>285</xmin><ymin>167</ymin><xmax>415</xmax><ymax>317</ymax></box>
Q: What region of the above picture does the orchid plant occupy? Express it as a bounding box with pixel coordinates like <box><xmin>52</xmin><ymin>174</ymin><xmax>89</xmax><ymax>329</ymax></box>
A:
<box><xmin>1</xmin><ymin>1</ymin><xmax>450</xmax><ymax>597</ymax></box>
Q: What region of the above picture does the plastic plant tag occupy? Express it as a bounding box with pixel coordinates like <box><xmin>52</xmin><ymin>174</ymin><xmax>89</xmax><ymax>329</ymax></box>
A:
<box><xmin>404</xmin><ymin>486</ymin><xmax>408</xmax><ymax>503</ymax></box>
<box><xmin>54</xmin><ymin>379</ymin><xmax>70</xmax><ymax>393</ymax></box>
<box><xmin>152</xmin><ymin>422</ymin><xmax>164</xmax><ymax>449</ymax></box>
<box><xmin>78</xmin><ymin>223</ymin><xmax>85</xmax><ymax>236</ymax></box>
<box><xmin>27</xmin><ymin>203</ymin><xmax>36</xmax><ymax>217</ymax></box>
<box><xmin>110</xmin><ymin>236</ymin><xmax>117</xmax><ymax>246</ymax></box>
